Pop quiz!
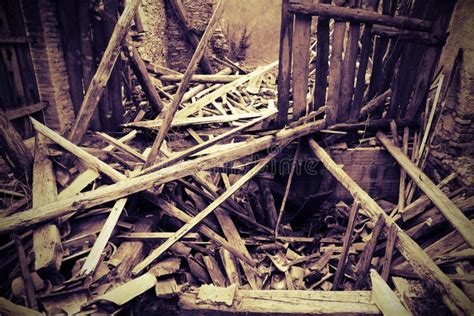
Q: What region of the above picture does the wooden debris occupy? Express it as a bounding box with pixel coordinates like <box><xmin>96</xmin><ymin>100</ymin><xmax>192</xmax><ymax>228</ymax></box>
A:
<box><xmin>370</xmin><ymin>269</ymin><xmax>411</xmax><ymax>316</ymax></box>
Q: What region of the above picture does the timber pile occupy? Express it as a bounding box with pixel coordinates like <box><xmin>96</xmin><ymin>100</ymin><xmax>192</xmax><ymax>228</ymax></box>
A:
<box><xmin>0</xmin><ymin>0</ymin><xmax>473</xmax><ymax>315</ymax></box>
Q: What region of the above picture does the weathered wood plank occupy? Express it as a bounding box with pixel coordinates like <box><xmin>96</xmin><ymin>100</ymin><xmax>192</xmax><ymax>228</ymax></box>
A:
<box><xmin>370</xmin><ymin>269</ymin><xmax>411</xmax><ymax>316</ymax></box>
<box><xmin>68</xmin><ymin>0</ymin><xmax>141</xmax><ymax>144</ymax></box>
<box><xmin>292</xmin><ymin>13</ymin><xmax>311</xmax><ymax>120</ymax></box>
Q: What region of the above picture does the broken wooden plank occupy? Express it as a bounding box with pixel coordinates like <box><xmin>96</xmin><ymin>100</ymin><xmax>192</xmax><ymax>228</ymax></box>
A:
<box><xmin>276</xmin><ymin>0</ymin><xmax>293</xmax><ymax>127</ymax></box>
<box><xmin>3</xmin><ymin>102</ymin><xmax>47</xmax><ymax>121</ymax></box>
<box><xmin>203</xmin><ymin>255</ymin><xmax>227</xmax><ymax>287</ymax></box>
<box><xmin>32</xmin><ymin>134</ymin><xmax>63</xmax><ymax>276</ymax></box>
<box><xmin>292</xmin><ymin>13</ymin><xmax>311</xmax><ymax>120</ymax></box>
<box><xmin>0</xmin><ymin>112</ymin><xmax>33</xmax><ymax>182</ymax></box>
<box><xmin>180</xmin><ymin>289</ymin><xmax>381</xmax><ymax>315</ymax></box>
<box><xmin>332</xmin><ymin>201</ymin><xmax>360</xmax><ymax>290</ymax></box>
<box><xmin>116</xmin><ymin>232</ymin><xmax>200</xmax><ymax>241</ymax></box>
<box><xmin>12</xmin><ymin>233</ymin><xmax>38</xmax><ymax>310</ymax></box>
<box><xmin>313</xmin><ymin>0</ymin><xmax>330</xmax><ymax>112</ymax></box>
<box><xmin>68</xmin><ymin>0</ymin><xmax>142</xmax><ymax>144</ymax></box>
<box><xmin>80</xmin><ymin>198</ymin><xmax>127</xmax><ymax>276</ymax></box>
<box><xmin>159</xmin><ymin>74</ymin><xmax>243</xmax><ymax>83</ymax></box>
<box><xmin>377</xmin><ymin>131</ymin><xmax>474</xmax><ymax>248</ymax></box>
<box><xmin>308</xmin><ymin>138</ymin><xmax>472</xmax><ymax>315</ymax></box>
<box><xmin>370</xmin><ymin>269</ymin><xmax>411</xmax><ymax>316</ymax></box>
<box><xmin>96</xmin><ymin>132</ymin><xmax>146</xmax><ymax>162</ymax></box>
<box><xmin>143</xmin><ymin>1</ymin><xmax>225</xmax><ymax>168</ymax></box>
<box><xmin>288</xmin><ymin>1</ymin><xmax>432</xmax><ymax>31</ymax></box>
<box><xmin>133</xmin><ymin>148</ymin><xmax>283</xmax><ymax>275</ymax></box>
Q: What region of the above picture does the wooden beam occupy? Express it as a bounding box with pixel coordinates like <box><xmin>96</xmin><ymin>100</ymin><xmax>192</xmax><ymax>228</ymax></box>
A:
<box><xmin>68</xmin><ymin>0</ymin><xmax>141</xmax><ymax>144</ymax></box>
<box><xmin>370</xmin><ymin>269</ymin><xmax>411</xmax><ymax>316</ymax></box>
<box><xmin>132</xmin><ymin>148</ymin><xmax>282</xmax><ymax>275</ymax></box>
<box><xmin>0</xmin><ymin>119</ymin><xmax>324</xmax><ymax>234</ymax></box>
<box><xmin>169</xmin><ymin>0</ymin><xmax>214</xmax><ymax>73</ymax></box>
<box><xmin>143</xmin><ymin>0</ymin><xmax>225</xmax><ymax>168</ymax></box>
<box><xmin>313</xmin><ymin>0</ymin><xmax>330</xmax><ymax>112</ymax></box>
<box><xmin>3</xmin><ymin>102</ymin><xmax>46</xmax><ymax>121</ymax></box>
<box><xmin>381</xmin><ymin>223</ymin><xmax>397</xmax><ymax>281</ymax></box>
<box><xmin>276</xmin><ymin>0</ymin><xmax>293</xmax><ymax>127</ymax></box>
<box><xmin>180</xmin><ymin>289</ymin><xmax>381</xmax><ymax>315</ymax></box>
<box><xmin>32</xmin><ymin>134</ymin><xmax>63</xmax><ymax>276</ymax></box>
<box><xmin>377</xmin><ymin>131</ymin><xmax>474</xmax><ymax>248</ymax></box>
<box><xmin>288</xmin><ymin>1</ymin><xmax>432</xmax><ymax>31</ymax></box>
<box><xmin>292</xmin><ymin>13</ymin><xmax>311</xmax><ymax>120</ymax></box>
<box><xmin>0</xmin><ymin>36</ymin><xmax>30</xmax><ymax>44</ymax></box>
<box><xmin>0</xmin><ymin>112</ymin><xmax>33</xmax><ymax>182</ymax></box>
<box><xmin>308</xmin><ymin>139</ymin><xmax>472</xmax><ymax>315</ymax></box>
<box><xmin>159</xmin><ymin>74</ymin><xmax>244</xmax><ymax>83</ymax></box>
<box><xmin>126</xmin><ymin>40</ymin><xmax>165</xmax><ymax>113</ymax></box>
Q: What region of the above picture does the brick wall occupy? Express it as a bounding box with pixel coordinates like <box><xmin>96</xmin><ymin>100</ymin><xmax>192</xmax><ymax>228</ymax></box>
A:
<box><xmin>20</xmin><ymin>0</ymin><xmax>75</xmax><ymax>133</ymax></box>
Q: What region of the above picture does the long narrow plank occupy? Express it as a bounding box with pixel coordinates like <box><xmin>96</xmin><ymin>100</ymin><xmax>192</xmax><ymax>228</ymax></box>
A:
<box><xmin>80</xmin><ymin>198</ymin><xmax>127</xmax><ymax>275</ymax></box>
<box><xmin>126</xmin><ymin>40</ymin><xmax>165</xmax><ymax>113</ymax></box>
<box><xmin>292</xmin><ymin>13</ymin><xmax>311</xmax><ymax>120</ymax></box>
<box><xmin>0</xmin><ymin>119</ymin><xmax>324</xmax><ymax>234</ymax></box>
<box><xmin>354</xmin><ymin>215</ymin><xmax>385</xmax><ymax>289</ymax></box>
<box><xmin>338</xmin><ymin>10</ymin><xmax>360</xmax><ymax>123</ymax></box>
<box><xmin>313</xmin><ymin>0</ymin><xmax>330</xmax><ymax>112</ymax></box>
<box><xmin>326</xmin><ymin>5</ymin><xmax>346</xmax><ymax>125</ymax></box>
<box><xmin>144</xmin><ymin>1</ymin><xmax>225</xmax><ymax>168</ymax></box>
<box><xmin>96</xmin><ymin>132</ymin><xmax>146</xmax><ymax>162</ymax></box>
<box><xmin>169</xmin><ymin>0</ymin><xmax>214</xmax><ymax>74</ymax></box>
<box><xmin>370</xmin><ymin>269</ymin><xmax>411</xmax><ymax>316</ymax></box>
<box><xmin>288</xmin><ymin>1</ymin><xmax>432</xmax><ymax>31</ymax></box>
<box><xmin>32</xmin><ymin>134</ymin><xmax>63</xmax><ymax>275</ymax></box>
<box><xmin>276</xmin><ymin>0</ymin><xmax>293</xmax><ymax>127</ymax></box>
<box><xmin>68</xmin><ymin>0</ymin><xmax>141</xmax><ymax>144</ymax></box>
<box><xmin>125</xmin><ymin>110</ymin><xmax>274</xmax><ymax>129</ymax></box>
<box><xmin>132</xmin><ymin>149</ymin><xmax>284</xmax><ymax>275</ymax></box>
<box><xmin>377</xmin><ymin>131</ymin><xmax>474</xmax><ymax>248</ymax></box>
<box><xmin>308</xmin><ymin>139</ymin><xmax>472</xmax><ymax>315</ymax></box>
<box><xmin>0</xmin><ymin>297</ymin><xmax>42</xmax><ymax>316</ymax></box>
<box><xmin>332</xmin><ymin>201</ymin><xmax>360</xmax><ymax>290</ymax></box>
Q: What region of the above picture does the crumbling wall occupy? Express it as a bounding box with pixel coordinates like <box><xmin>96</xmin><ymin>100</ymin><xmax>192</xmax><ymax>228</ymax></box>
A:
<box><xmin>21</xmin><ymin>0</ymin><xmax>75</xmax><ymax>132</ymax></box>
<box><xmin>429</xmin><ymin>0</ymin><xmax>474</xmax><ymax>188</ymax></box>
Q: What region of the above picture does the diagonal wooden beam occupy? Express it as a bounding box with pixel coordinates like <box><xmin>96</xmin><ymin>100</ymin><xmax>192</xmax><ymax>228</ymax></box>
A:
<box><xmin>144</xmin><ymin>0</ymin><xmax>225</xmax><ymax>168</ymax></box>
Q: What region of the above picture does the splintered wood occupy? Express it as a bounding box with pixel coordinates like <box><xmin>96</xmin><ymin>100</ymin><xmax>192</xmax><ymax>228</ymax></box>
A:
<box><xmin>0</xmin><ymin>0</ymin><xmax>472</xmax><ymax>315</ymax></box>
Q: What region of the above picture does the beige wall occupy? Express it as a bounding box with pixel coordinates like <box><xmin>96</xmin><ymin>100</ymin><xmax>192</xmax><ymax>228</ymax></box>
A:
<box><xmin>220</xmin><ymin>0</ymin><xmax>281</xmax><ymax>66</ymax></box>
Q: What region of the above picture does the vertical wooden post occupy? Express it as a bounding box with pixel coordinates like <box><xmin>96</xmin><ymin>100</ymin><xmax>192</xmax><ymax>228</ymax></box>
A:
<box><xmin>313</xmin><ymin>0</ymin><xmax>330</xmax><ymax>112</ymax></box>
<box><xmin>68</xmin><ymin>0</ymin><xmax>141</xmax><ymax>144</ymax></box>
<box><xmin>276</xmin><ymin>0</ymin><xmax>293</xmax><ymax>128</ymax></box>
<box><xmin>350</xmin><ymin>0</ymin><xmax>379</xmax><ymax>122</ymax></box>
<box><xmin>338</xmin><ymin>10</ymin><xmax>360</xmax><ymax>123</ymax></box>
<box><xmin>326</xmin><ymin>1</ymin><xmax>346</xmax><ymax>125</ymax></box>
<box><xmin>77</xmin><ymin>0</ymin><xmax>101</xmax><ymax>131</ymax></box>
<box><xmin>291</xmin><ymin>13</ymin><xmax>311</xmax><ymax>120</ymax></box>
<box><xmin>0</xmin><ymin>112</ymin><xmax>33</xmax><ymax>183</ymax></box>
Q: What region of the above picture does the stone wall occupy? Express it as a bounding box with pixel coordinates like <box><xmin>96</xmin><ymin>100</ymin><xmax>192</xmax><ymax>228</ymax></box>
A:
<box><xmin>20</xmin><ymin>0</ymin><xmax>75</xmax><ymax>133</ymax></box>
<box><xmin>429</xmin><ymin>0</ymin><xmax>474</xmax><ymax>188</ymax></box>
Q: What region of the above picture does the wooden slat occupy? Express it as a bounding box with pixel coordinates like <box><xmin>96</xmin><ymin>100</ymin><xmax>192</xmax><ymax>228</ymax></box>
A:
<box><xmin>3</xmin><ymin>102</ymin><xmax>46</xmax><ymax>121</ymax></box>
<box><xmin>291</xmin><ymin>13</ymin><xmax>311</xmax><ymax>120</ymax></box>
<box><xmin>370</xmin><ymin>269</ymin><xmax>411</xmax><ymax>316</ymax></box>
<box><xmin>132</xmin><ymin>148</ymin><xmax>283</xmax><ymax>275</ymax></box>
<box><xmin>288</xmin><ymin>1</ymin><xmax>432</xmax><ymax>31</ymax></box>
<box><xmin>0</xmin><ymin>36</ymin><xmax>30</xmax><ymax>44</ymax></box>
<box><xmin>32</xmin><ymin>134</ymin><xmax>62</xmax><ymax>275</ymax></box>
<box><xmin>276</xmin><ymin>0</ymin><xmax>293</xmax><ymax>128</ymax></box>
